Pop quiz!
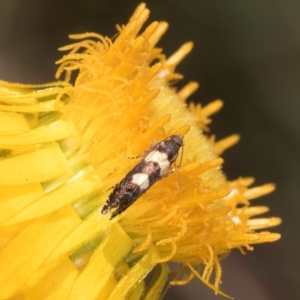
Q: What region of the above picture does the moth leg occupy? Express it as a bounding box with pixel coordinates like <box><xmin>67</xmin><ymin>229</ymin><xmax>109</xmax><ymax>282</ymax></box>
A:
<box><xmin>106</xmin><ymin>185</ymin><xmax>116</xmax><ymax>192</ymax></box>
<box><xmin>109</xmin><ymin>199</ymin><xmax>134</xmax><ymax>219</ymax></box>
<box><xmin>101</xmin><ymin>203</ymin><xmax>111</xmax><ymax>214</ymax></box>
<box><xmin>101</xmin><ymin>192</ymin><xmax>121</xmax><ymax>215</ymax></box>
<box><xmin>123</xmin><ymin>153</ymin><xmax>140</xmax><ymax>160</ymax></box>
<box><xmin>106</xmin><ymin>189</ymin><xmax>133</xmax><ymax>219</ymax></box>
<box><xmin>159</xmin><ymin>167</ymin><xmax>175</xmax><ymax>180</ymax></box>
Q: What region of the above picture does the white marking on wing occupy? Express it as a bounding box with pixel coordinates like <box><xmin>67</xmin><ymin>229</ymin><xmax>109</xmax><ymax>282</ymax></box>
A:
<box><xmin>131</xmin><ymin>173</ymin><xmax>149</xmax><ymax>190</ymax></box>
<box><xmin>145</xmin><ymin>151</ymin><xmax>170</xmax><ymax>175</ymax></box>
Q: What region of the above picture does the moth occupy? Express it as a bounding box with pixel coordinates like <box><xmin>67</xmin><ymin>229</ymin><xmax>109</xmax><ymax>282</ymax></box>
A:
<box><xmin>101</xmin><ymin>135</ymin><xmax>183</xmax><ymax>219</ymax></box>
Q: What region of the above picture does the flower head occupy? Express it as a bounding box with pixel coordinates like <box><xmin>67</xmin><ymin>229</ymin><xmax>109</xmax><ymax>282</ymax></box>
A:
<box><xmin>0</xmin><ymin>3</ymin><xmax>280</xmax><ymax>299</ymax></box>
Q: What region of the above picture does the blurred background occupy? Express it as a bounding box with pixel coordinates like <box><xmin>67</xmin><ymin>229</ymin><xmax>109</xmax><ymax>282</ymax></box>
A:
<box><xmin>0</xmin><ymin>0</ymin><xmax>299</xmax><ymax>299</ymax></box>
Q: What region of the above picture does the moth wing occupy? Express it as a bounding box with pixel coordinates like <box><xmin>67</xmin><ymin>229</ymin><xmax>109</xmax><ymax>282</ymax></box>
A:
<box><xmin>137</xmin><ymin>141</ymin><xmax>157</xmax><ymax>159</ymax></box>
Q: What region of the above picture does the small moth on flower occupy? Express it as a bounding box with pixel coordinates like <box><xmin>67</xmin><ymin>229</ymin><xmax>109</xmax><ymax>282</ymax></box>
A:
<box><xmin>101</xmin><ymin>135</ymin><xmax>183</xmax><ymax>219</ymax></box>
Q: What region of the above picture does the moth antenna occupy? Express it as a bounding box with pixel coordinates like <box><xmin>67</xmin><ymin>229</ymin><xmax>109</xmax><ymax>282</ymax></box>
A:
<box><xmin>177</xmin><ymin>167</ymin><xmax>181</xmax><ymax>190</ymax></box>
<box><xmin>176</xmin><ymin>143</ymin><xmax>184</xmax><ymax>190</ymax></box>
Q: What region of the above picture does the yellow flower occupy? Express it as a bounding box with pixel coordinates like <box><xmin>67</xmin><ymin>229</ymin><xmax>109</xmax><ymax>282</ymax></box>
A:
<box><xmin>0</xmin><ymin>3</ymin><xmax>281</xmax><ymax>299</ymax></box>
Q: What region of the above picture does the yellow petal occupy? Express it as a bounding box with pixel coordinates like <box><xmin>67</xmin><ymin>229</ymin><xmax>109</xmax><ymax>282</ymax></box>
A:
<box><xmin>108</xmin><ymin>245</ymin><xmax>159</xmax><ymax>300</ymax></box>
<box><xmin>0</xmin><ymin>119</ymin><xmax>77</xmax><ymax>146</ymax></box>
<box><xmin>0</xmin><ymin>183</ymin><xmax>44</xmax><ymax>223</ymax></box>
<box><xmin>68</xmin><ymin>224</ymin><xmax>133</xmax><ymax>300</ymax></box>
<box><xmin>144</xmin><ymin>264</ymin><xmax>168</xmax><ymax>300</ymax></box>
<box><xmin>3</xmin><ymin>168</ymin><xmax>102</xmax><ymax>225</ymax></box>
<box><xmin>25</xmin><ymin>259</ymin><xmax>79</xmax><ymax>300</ymax></box>
<box><xmin>0</xmin><ymin>206</ymin><xmax>81</xmax><ymax>298</ymax></box>
<box><xmin>0</xmin><ymin>111</ymin><xmax>30</xmax><ymax>135</ymax></box>
<box><xmin>0</xmin><ymin>143</ymin><xmax>73</xmax><ymax>185</ymax></box>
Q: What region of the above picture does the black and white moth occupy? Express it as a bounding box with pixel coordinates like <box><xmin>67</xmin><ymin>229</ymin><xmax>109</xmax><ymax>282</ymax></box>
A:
<box><xmin>101</xmin><ymin>135</ymin><xmax>183</xmax><ymax>219</ymax></box>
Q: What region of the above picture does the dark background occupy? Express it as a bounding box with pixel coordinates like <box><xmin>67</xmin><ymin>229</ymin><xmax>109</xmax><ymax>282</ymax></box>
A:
<box><xmin>0</xmin><ymin>1</ymin><xmax>299</xmax><ymax>299</ymax></box>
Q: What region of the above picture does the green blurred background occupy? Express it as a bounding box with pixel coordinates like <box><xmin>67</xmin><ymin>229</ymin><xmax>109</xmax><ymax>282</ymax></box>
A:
<box><xmin>0</xmin><ymin>1</ymin><xmax>299</xmax><ymax>299</ymax></box>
